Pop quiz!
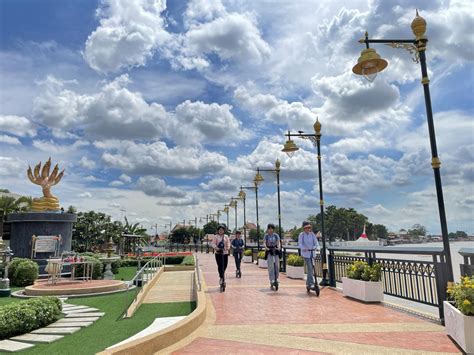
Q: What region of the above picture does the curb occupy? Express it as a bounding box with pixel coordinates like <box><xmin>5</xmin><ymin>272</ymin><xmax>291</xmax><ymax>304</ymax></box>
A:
<box><xmin>98</xmin><ymin>269</ymin><xmax>206</xmax><ymax>355</ymax></box>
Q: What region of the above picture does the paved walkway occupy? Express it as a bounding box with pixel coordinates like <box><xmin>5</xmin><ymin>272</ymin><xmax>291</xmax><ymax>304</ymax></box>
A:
<box><xmin>163</xmin><ymin>253</ymin><xmax>460</xmax><ymax>354</ymax></box>
<box><xmin>144</xmin><ymin>270</ymin><xmax>195</xmax><ymax>304</ymax></box>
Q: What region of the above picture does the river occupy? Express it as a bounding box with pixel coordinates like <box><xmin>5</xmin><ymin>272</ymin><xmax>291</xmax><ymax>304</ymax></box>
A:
<box><xmin>383</xmin><ymin>241</ymin><xmax>473</xmax><ymax>281</ymax></box>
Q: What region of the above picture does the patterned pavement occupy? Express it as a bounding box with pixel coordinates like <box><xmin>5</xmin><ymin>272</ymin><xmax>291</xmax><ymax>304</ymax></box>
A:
<box><xmin>163</xmin><ymin>253</ymin><xmax>460</xmax><ymax>354</ymax></box>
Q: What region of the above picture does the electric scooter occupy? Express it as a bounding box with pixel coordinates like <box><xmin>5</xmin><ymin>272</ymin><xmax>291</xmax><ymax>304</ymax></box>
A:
<box><xmin>306</xmin><ymin>248</ymin><xmax>320</xmax><ymax>296</ymax></box>
<box><xmin>269</xmin><ymin>246</ymin><xmax>279</xmax><ymax>291</ymax></box>
<box><xmin>235</xmin><ymin>246</ymin><xmax>242</xmax><ymax>278</ymax></box>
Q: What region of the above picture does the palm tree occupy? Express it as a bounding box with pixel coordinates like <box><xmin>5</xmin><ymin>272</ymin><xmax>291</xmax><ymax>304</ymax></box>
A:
<box><xmin>0</xmin><ymin>195</ymin><xmax>32</xmax><ymax>219</ymax></box>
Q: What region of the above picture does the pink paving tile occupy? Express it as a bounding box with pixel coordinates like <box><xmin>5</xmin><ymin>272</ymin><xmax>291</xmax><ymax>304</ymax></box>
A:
<box><xmin>173</xmin><ymin>337</ymin><xmax>327</xmax><ymax>354</ymax></box>
<box><xmin>294</xmin><ymin>331</ymin><xmax>460</xmax><ymax>353</ymax></box>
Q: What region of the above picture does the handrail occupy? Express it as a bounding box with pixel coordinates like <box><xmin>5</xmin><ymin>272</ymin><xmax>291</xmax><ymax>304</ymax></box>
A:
<box><xmin>121</xmin><ymin>255</ymin><xmax>164</xmax><ymax>319</ymax></box>
<box><xmin>328</xmin><ymin>245</ymin><xmax>445</xmax><ymax>255</ymax></box>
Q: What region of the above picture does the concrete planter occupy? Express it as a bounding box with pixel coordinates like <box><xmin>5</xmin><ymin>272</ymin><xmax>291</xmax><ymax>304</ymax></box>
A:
<box><xmin>258</xmin><ymin>259</ymin><xmax>267</xmax><ymax>268</ymax></box>
<box><xmin>444</xmin><ymin>301</ymin><xmax>474</xmax><ymax>353</ymax></box>
<box><xmin>286</xmin><ymin>265</ymin><xmax>304</xmax><ymax>279</ymax></box>
<box><xmin>342</xmin><ymin>277</ymin><xmax>383</xmax><ymax>302</ymax></box>
<box><xmin>243</xmin><ymin>255</ymin><xmax>252</xmax><ymax>263</ymax></box>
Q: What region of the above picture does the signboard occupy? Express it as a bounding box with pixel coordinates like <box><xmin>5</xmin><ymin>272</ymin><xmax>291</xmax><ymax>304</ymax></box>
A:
<box><xmin>31</xmin><ymin>235</ymin><xmax>61</xmax><ymax>258</ymax></box>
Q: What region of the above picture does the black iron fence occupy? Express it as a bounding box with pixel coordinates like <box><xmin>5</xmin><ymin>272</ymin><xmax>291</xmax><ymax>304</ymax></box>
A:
<box><xmin>328</xmin><ymin>246</ymin><xmax>449</xmax><ymax>320</ymax></box>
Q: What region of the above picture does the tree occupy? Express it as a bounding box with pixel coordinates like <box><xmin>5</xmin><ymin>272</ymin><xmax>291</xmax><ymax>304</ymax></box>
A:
<box><xmin>202</xmin><ymin>221</ymin><xmax>219</xmax><ymax>235</ymax></box>
<box><xmin>249</xmin><ymin>228</ymin><xmax>264</xmax><ymax>243</ymax></box>
<box><xmin>408</xmin><ymin>224</ymin><xmax>427</xmax><ymax>239</ymax></box>
<box><xmin>0</xmin><ymin>195</ymin><xmax>32</xmax><ymax>220</ymax></box>
<box><xmin>72</xmin><ymin>210</ymin><xmax>124</xmax><ymax>252</ymax></box>
<box><xmin>66</xmin><ymin>205</ymin><xmax>77</xmax><ymax>214</ymax></box>
<box><xmin>449</xmin><ymin>231</ymin><xmax>467</xmax><ymax>239</ymax></box>
<box><xmin>171</xmin><ymin>227</ymin><xmax>191</xmax><ymax>244</ymax></box>
<box><xmin>307</xmin><ymin>205</ymin><xmax>370</xmax><ymax>241</ymax></box>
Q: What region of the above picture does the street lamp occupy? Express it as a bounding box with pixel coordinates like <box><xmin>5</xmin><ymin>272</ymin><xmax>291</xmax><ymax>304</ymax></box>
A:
<box><xmin>282</xmin><ymin>118</ymin><xmax>329</xmax><ymax>286</ymax></box>
<box><xmin>255</xmin><ymin>160</ymin><xmax>282</xmax><ymax>246</ymax></box>
<box><xmin>238</xmin><ymin>188</ymin><xmax>248</xmax><ymax>247</ymax></box>
<box><xmin>351</xmin><ymin>10</ymin><xmax>454</xmax><ymax>283</ymax></box>
<box><xmin>223</xmin><ymin>205</ymin><xmax>230</xmax><ymax>230</ymax></box>
<box><xmin>229</xmin><ymin>198</ymin><xmax>238</xmax><ymax>233</ymax></box>
<box><xmin>241</xmin><ymin>182</ymin><xmax>260</xmax><ymax>253</ymax></box>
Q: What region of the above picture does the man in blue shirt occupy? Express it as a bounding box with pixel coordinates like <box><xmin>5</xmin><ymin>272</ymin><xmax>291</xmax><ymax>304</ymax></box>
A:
<box><xmin>298</xmin><ymin>221</ymin><xmax>320</xmax><ymax>292</ymax></box>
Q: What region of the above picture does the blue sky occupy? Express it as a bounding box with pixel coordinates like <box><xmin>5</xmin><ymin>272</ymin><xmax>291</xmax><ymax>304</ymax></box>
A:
<box><xmin>0</xmin><ymin>0</ymin><xmax>472</xmax><ymax>235</ymax></box>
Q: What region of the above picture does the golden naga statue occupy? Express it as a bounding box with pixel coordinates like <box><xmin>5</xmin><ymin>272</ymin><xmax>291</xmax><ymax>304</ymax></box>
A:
<box><xmin>27</xmin><ymin>158</ymin><xmax>64</xmax><ymax>212</ymax></box>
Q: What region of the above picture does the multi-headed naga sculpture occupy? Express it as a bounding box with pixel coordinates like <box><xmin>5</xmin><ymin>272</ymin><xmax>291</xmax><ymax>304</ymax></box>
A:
<box><xmin>27</xmin><ymin>158</ymin><xmax>64</xmax><ymax>212</ymax></box>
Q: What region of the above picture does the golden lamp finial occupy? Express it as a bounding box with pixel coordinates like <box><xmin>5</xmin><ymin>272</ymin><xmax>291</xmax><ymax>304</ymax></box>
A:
<box><xmin>314</xmin><ymin>118</ymin><xmax>321</xmax><ymax>135</ymax></box>
<box><xmin>27</xmin><ymin>158</ymin><xmax>64</xmax><ymax>212</ymax></box>
<box><xmin>411</xmin><ymin>9</ymin><xmax>427</xmax><ymax>40</ymax></box>
<box><xmin>275</xmin><ymin>159</ymin><xmax>281</xmax><ymax>170</ymax></box>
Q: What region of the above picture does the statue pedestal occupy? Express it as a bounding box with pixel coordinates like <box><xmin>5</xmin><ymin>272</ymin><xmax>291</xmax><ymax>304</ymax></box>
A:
<box><xmin>6</xmin><ymin>213</ymin><xmax>77</xmax><ymax>259</ymax></box>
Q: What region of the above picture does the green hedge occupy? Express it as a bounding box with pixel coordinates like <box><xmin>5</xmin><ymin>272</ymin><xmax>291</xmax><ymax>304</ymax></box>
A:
<box><xmin>0</xmin><ymin>297</ymin><xmax>62</xmax><ymax>339</ymax></box>
<box><xmin>287</xmin><ymin>254</ymin><xmax>304</xmax><ymax>267</ymax></box>
<box><xmin>258</xmin><ymin>251</ymin><xmax>266</xmax><ymax>259</ymax></box>
<box><xmin>181</xmin><ymin>256</ymin><xmax>195</xmax><ymax>266</ymax></box>
<box><xmin>8</xmin><ymin>258</ymin><xmax>39</xmax><ymax>287</ymax></box>
<box><xmin>243</xmin><ymin>249</ymin><xmax>252</xmax><ymax>256</ymax></box>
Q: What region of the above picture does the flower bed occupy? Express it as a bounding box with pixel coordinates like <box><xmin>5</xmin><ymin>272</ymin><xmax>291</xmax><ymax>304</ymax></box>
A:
<box><xmin>343</xmin><ymin>261</ymin><xmax>383</xmax><ymax>302</ymax></box>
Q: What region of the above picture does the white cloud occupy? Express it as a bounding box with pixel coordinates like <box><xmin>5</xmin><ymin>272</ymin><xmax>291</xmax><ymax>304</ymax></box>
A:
<box><xmin>100</xmin><ymin>140</ymin><xmax>228</xmax><ymax>177</ymax></box>
<box><xmin>109</xmin><ymin>180</ymin><xmax>124</xmax><ymax>187</ymax></box>
<box><xmin>168</xmin><ymin>1</ymin><xmax>270</xmax><ymax>71</ymax></box>
<box><xmin>0</xmin><ymin>135</ymin><xmax>21</xmax><ymax>145</ymax></box>
<box><xmin>171</xmin><ymin>100</ymin><xmax>252</xmax><ymax>145</ymax></box>
<box><xmin>32</xmin><ymin>139</ymin><xmax>89</xmax><ymax>153</ymax></box>
<box><xmin>79</xmin><ymin>192</ymin><xmax>93</xmax><ymax>198</ymax></box>
<box><xmin>78</xmin><ymin>156</ymin><xmax>96</xmax><ymax>169</ymax></box>
<box><xmin>84</xmin><ymin>0</ymin><xmax>170</xmax><ymax>73</ymax></box>
<box><xmin>119</xmin><ymin>174</ymin><xmax>132</xmax><ymax>183</ymax></box>
<box><xmin>0</xmin><ymin>157</ymin><xmax>25</xmax><ymax>177</ymax></box>
<box><xmin>136</xmin><ymin>176</ymin><xmax>187</xmax><ymax>198</ymax></box>
<box><xmin>0</xmin><ymin>115</ymin><xmax>36</xmax><ymax>137</ymax></box>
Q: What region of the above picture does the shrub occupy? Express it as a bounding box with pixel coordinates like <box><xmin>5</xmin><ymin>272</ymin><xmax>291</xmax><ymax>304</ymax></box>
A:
<box><xmin>7</xmin><ymin>258</ymin><xmax>29</xmax><ymax>283</ymax></box>
<box><xmin>287</xmin><ymin>254</ymin><xmax>304</xmax><ymax>267</ymax></box>
<box><xmin>181</xmin><ymin>256</ymin><xmax>195</xmax><ymax>266</ymax></box>
<box><xmin>120</xmin><ymin>257</ymin><xmax>154</xmax><ymax>267</ymax></box>
<box><xmin>243</xmin><ymin>249</ymin><xmax>252</xmax><ymax>256</ymax></box>
<box><xmin>346</xmin><ymin>261</ymin><xmax>381</xmax><ymax>282</ymax></box>
<box><xmin>111</xmin><ymin>259</ymin><xmax>121</xmax><ymax>274</ymax></box>
<box><xmin>447</xmin><ymin>276</ymin><xmax>474</xmax><ymax>316</ymax></box>
<box><xmin>0</xmin><ymin>296</ymin><xmax>62</xmax><ymax>339</ymax></box>
<box><xmin>10</xmin><ymin>259</ymin><xmax>39</xmax><ymax>287</ymax></box>
<box><xmin>258</xmin><ymin>251</ymin><xmax>266</xmax><ymax>259</ymax></box>
<box><xmin>165</xmin><ymin>256</ymin><xmax>185</xmax><ymax>265</ymax></box>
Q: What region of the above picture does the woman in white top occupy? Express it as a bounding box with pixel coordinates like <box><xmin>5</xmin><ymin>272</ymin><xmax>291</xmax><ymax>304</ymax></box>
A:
<box><xmin>212</xmin><ymin>224</ymin><xmax>230</xmax><ymax>291</ymax></box>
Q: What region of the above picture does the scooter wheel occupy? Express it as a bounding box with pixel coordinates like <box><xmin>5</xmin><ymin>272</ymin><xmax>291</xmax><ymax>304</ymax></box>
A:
<box><xmin>315</xmin><ymin>288</ymin><xmax>320</xmax><ymax>297</ymax></box>
<box><xmin>274</xmin><ymin>282</ymin><xmax>279</xmax><ymax>291</ymax></box>
<box><xmin>306</xmin><ymin>287</ymin><xmax>310</xmax><ymax>293</ymax></box>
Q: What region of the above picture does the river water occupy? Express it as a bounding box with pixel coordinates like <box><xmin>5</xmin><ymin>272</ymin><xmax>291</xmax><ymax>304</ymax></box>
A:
<box><xmin>383</xmin><ymin>241</ymin><xmax>473</xmax><ymax>281</ymax></box>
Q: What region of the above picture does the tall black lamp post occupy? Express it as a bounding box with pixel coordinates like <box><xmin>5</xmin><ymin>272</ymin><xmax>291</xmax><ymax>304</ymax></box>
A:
<box><xmin>351</xmin><ymin>10</ymin><xmax>454</xmax><ymax>283</ymax></box>
<box><xmin>238</xmin><ymin>188</ymin><xmax>247</xmax><ymax>247</ymax></box>
<box><xmin>282</xmin><ymin>118</ymin><xmax>329</xmax><ymax>286</ymax></box>
<box><xmin>230</xmin><ymin>198</ymin><xmax>238</xmax><ymax>233</ymax></box>
<box><xmin>241</xmin><ymin>183</ymin><xmax>260</xmax><ymax>253</ymax></box>
<box><xmin>255</xmin><ymin>159</ymin><xmax>282</xmax><ymax>245</ymax></box>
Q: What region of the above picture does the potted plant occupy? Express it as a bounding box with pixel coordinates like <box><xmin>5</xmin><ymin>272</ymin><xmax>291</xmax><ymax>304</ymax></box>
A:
<box><xmin>342</xmin><ymin>261</ymin><xmax>383</xmax><ymax>302</ymax></box>
<box><xmin>286</xmin><ymin>254</ymin><xmax>304</xmax><ymax>279</ymax></box>
<box><xmin>243</xmin><ymin>249</ymin><xmax>252</xmax><ymax>263</ymax></box>
<box><xmin>258</xmin><ymin>251</ymin><xmax>267</xmax><ymax>268</ymax></box>
<box><xmin>444</xmin><ymin>276</ymin><xmax>474</xmax><ymax>354</ymax></box>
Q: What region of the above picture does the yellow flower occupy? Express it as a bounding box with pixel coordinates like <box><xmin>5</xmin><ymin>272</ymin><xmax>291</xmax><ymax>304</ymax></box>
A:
<box><xmin>463</xmin><ymin>299</ymin><xmax>471</xmax><ymax>306</ymax></box>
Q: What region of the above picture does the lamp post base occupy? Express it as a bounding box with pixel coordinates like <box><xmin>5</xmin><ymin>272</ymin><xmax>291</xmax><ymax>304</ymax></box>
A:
<box><xmin>319</xmin><ymin>278</ymin><xmax>330</xmax><ymax>286</ymax></box>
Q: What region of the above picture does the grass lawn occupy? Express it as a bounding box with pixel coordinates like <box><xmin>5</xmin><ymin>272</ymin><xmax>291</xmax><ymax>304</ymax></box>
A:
<box><xmin>20</xmin><ymin>292</ymin><xmax>196</xmax><ymax>354</ymax></box>
<box><xmin>0</xmin><ymin>287</ymin><xmax>26</xmax><ymax>306</ymax></box>
<box><xmin>115</xmin><ymin>266</ymin><xmax>137</xmax><ymax>281</ymax></box>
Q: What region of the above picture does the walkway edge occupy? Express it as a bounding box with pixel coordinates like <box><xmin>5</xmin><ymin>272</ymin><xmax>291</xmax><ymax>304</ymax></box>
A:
<box><xmin>97</xmin><ymin>270</ymin><xmax>206</xmax><ymax>355</ymax></box>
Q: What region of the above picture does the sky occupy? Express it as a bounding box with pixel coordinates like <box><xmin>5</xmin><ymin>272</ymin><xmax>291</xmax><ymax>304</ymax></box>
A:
<box><xmin>0</xmin><ymin>0</ymin><xmax>472</xmax><ymax>235</ymax></box>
